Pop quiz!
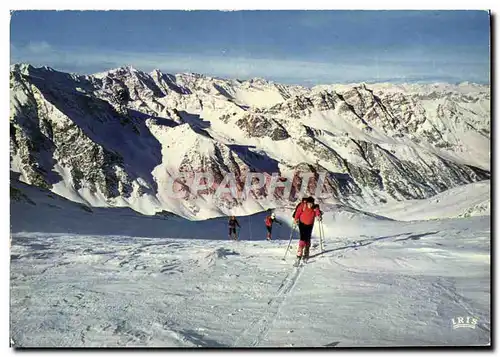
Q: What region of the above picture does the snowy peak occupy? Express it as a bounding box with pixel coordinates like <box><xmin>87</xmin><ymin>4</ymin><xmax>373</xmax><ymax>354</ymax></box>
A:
<box><xmin>150</xmin><ymin>69</ymin><xmax>191</xmax><ymax>95</ymax></box>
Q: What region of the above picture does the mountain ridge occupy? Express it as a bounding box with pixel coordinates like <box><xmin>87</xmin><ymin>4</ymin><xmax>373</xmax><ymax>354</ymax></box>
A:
<box><xmin>10</xmin><ymin>63</ymin><xmax>490</xmax><ymax>219</ymax></box>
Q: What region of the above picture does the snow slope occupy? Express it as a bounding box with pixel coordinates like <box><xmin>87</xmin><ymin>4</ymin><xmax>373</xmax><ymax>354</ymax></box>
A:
<box><xmin>10</xmin><ymin>181</ymin><xmax>491</xmax><ymax>347</ymax></box>
<box><xmin>366</xmin><ymin>181</ymin><xmax>490</xmax><ymax>221</ymax></box>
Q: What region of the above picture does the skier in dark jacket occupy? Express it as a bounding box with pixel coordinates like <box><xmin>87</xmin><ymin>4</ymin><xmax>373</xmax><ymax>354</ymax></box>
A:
<box><xmin>228</xmin><ymin>216</ymin><xmax>240</xmax><ymax>240</ymax></box>
<box><xmin>264</xmin><ymin>212</ymin><xmax>282</xmax><ymax>240</ymax></box>
<box><xmin>293</xmin><ymin>197</ymin><xmax>322</xmax><ymax>265</ymax></box>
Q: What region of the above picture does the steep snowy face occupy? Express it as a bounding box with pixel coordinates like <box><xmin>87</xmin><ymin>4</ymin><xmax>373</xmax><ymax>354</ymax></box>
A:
<box><xmin>252</xmin><ymin>88</ymin><xmax>489</xmax><ymax>202</ymax></box>
<box><xmin>9</xmin><ymin>64</ymin><xmax>490</xmax><ymax>217</ymax></box>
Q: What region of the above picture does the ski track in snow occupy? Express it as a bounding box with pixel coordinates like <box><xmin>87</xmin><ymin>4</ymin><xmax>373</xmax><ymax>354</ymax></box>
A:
<box><xmin>233</xmin><ymin>262</ymin><xmax>304</xmax><ymax>347</ymax></box>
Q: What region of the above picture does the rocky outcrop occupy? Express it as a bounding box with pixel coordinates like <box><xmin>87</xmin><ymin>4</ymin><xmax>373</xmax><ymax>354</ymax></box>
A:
<box><xmin>236</xmin><ymin>114</ymin><xmax>290</xmax><ymax>141</ymax></box>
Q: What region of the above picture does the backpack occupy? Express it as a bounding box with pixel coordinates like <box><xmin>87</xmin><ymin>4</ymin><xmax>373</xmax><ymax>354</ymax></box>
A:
<box><xmin>265</xmin><ymin>216</ymin><xmax>273</xmax><ymax>226</ymax></box>
<box><xmin>292</xmin><ymin>202</ymin><xmax>304</xmax><ymax>218</ymax></box>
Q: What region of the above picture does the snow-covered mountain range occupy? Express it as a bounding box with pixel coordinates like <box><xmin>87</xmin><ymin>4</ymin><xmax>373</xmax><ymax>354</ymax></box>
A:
<box><xmin>10</xmin><ymin>64</ymin><xmax>490</xmax><ymax>219</ymax></box>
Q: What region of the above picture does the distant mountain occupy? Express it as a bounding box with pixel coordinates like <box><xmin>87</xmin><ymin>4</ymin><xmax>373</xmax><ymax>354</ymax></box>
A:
<box><xmin>10</xmin><ymin>64</ymin><xmax>490</xmax><ymax>219</ymax></box>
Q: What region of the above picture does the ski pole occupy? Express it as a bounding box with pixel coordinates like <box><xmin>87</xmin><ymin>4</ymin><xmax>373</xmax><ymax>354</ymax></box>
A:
<box><xmin>318</xmin><ymin>220</ymin><xmax>323</xmax><ymax>252</ymax></box>
<box><xmin>319</xmin><ymin>221</ymin><xmax>325</xmax><ymax>252</ymax></box>
<box><xmin>283</xmin><ymin>222</ymin><xmax>296</xmax><ymax>260</ymax></box>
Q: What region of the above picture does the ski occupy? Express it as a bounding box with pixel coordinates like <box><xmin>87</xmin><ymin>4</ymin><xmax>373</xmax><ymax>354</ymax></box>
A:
<box><xmin>292</xmin><ymin>259</ymin><xmax>309</xmax><ymax>267</ymax></box>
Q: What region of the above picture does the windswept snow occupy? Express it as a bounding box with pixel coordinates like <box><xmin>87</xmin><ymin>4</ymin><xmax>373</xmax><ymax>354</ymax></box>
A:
<box><xmin>10</xmin><ymin>181</ymin><xmax>491</xmax><ymax>347</ymax></box>
<box><xmin>366</xmin><ymin>181</ymin><xmax>490</xmax><ymax>221</ymax></box>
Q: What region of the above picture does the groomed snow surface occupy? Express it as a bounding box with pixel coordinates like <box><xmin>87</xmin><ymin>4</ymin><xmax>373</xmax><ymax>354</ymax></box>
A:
<box><xmin>10</xmin><ymin>181</ymin><xmax>491</xmax><ymax>347</ymax></box>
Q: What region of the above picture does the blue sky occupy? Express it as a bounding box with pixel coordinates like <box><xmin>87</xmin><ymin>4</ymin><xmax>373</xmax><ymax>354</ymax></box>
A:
<box><xmin>10</xmin><ymin>10</ymin><xmax>490</xmax><ymax>85</ymax></box>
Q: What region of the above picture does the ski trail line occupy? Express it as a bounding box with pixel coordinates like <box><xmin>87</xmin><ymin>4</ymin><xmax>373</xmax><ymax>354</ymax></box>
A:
<box><xmin>233</xmin><ymin>264</ymin><xmax>305</xmax><ymax>347</ymax></box>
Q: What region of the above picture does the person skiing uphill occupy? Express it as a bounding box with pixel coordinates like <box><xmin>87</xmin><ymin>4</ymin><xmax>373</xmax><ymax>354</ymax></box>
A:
<box><xmin>293</xmin><ymin>197</ymin><xmax>321</xmax><ymax>265</ymax></box>
<box><xmin>228</xmin><ymin>216</ymin><xmax>240</xmax><ymax>240</ymax></box>
<box><xmin>264</xmin><ymin>212</ymin><xmax>282</xmax><ymax>240</ymax></box>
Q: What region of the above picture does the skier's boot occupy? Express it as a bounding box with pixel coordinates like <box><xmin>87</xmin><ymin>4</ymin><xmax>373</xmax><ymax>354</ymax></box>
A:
<box><xmin>302</xmin><ymin>246</ymin><xmax>310</xmax><ymax>263</ymax></box>
<box><xmin>293</xmin><ymin>256</ymin><xmax>301</xmax><ymax>267</ymax></box>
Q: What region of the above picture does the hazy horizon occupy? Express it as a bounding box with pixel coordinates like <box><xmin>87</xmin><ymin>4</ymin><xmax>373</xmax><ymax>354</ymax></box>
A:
<box><xmin>10</xmin><ymin>10</ymin><xmax>490</xmax><ymax>85</ymax></box>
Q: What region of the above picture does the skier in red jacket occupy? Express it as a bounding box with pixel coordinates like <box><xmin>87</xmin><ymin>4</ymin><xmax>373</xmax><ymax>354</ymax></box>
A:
<box><xmin>265</xmin><ymin>212</ymin><xmax>282</xmax><ymax>240</ymax></box>
<box><xmin>293</xmin><ymin>196</ymin><xmax>321</xmax><ymax>265</ymax></box>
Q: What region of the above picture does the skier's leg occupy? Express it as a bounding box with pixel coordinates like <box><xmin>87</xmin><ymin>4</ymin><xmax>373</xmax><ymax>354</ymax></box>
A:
<box><xmin>298</xmin><ymin>221</ymin><xmax>306</xmax><ymax>240</ymax></box>
<box><xmin>296</xmin><ymin>240</ymin><xmax>305</xmax><ymax>258</ymax></box>
<box><xmin>296</xmin><ymin>222</ymin><xmax>306</xmax><ymax>257</ymax></box>
<box><xmin>266</xmin><ymin>226</ymin><xmax>272</xmax><ymax>240</ymax></box>
<box><xmin>302</xmin><ymin>224</ymin><xmax>313</xmax><ymax>261</ymax></box>
<box><xmin>303</xmin><ymin>241</ymin><xmax>311</xmax><ymax>261</ymax></box>
<box><xmin>294</xmin><ymin>240</ymin><xmax>305</xmax><ymax>266</ymax></box>
<box><xmin>293</xmin><ymin>221</ymin><xmax>310</xmax><ymax>265</ymax></box>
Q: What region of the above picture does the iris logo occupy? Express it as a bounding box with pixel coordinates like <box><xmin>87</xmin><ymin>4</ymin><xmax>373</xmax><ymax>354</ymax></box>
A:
<box><xmin>451</xmin><ymin>316</ymin><xmax>479</xmax><ymax>329</ymax></box>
